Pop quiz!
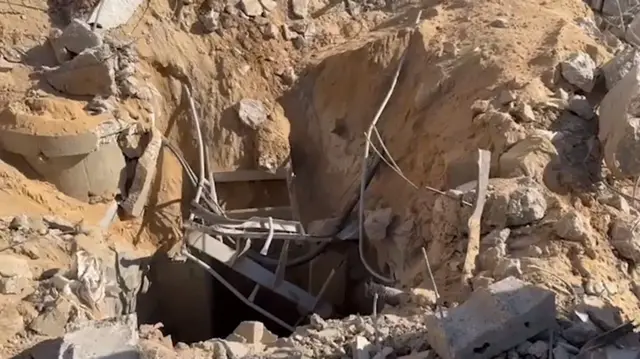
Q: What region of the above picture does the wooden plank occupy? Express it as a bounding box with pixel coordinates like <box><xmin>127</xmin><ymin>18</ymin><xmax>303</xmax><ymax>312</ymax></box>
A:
<box><xmin>460</xmin><ymin>149</ymin><xmax>491</xmax><ymax>292</ymax></box>
<box><xmin>186</xmin><ymin>230</ymin><xmax>333</xmax><ymax>317</ymax></box>
<box><xmin>212</xmin><ymin>169</ymin><xmax>287</xmax><ymax>183</ymax></box>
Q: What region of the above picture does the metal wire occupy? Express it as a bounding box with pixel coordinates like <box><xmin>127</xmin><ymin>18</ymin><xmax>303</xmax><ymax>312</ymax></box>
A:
<box><xmin>182</xmin><ymin>248</ymin><xmax>294</xmax><ymax>331</ymax></box>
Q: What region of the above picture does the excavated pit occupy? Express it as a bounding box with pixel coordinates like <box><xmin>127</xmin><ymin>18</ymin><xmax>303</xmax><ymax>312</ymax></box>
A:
<box><xmin>136</xmin><ymin>179</ymin><xmax>376</xmax><ymax>343</ymax></box>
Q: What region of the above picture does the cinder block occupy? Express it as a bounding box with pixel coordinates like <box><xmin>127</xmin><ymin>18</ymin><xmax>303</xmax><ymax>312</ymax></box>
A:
<box><xmin>425</xmin><ymin>277</ymin><xmax>556</xmax><ymax>359</ymax></box>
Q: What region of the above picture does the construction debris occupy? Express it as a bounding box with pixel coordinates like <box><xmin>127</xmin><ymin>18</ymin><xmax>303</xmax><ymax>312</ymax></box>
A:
<box><xmin>425</xmin><ymin>277</ymin><xmax>556</xmax><ymax>359</ymax></box>
<box><xmin>7</xmin><ymin>0</ymin><xmax>640</xmax><ymax>358</ymax></box>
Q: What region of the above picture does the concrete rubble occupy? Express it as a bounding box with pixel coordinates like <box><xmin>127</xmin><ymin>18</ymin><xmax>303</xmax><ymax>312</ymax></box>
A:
<box><xmin>6</xmin><ymin>0</ymin><xmax>640</xmax><ymax>358</ymax></box>
<box><xmin>425</xmin><ymin>277</ymin><xmax>556</xmax><ymax>359</ymax></box>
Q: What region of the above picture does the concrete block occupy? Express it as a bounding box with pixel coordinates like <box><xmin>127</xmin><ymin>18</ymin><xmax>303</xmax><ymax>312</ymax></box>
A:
<box><xmin>121</xmin><ymin>129</ymin><xmax>161</xmax><ymax>217</ymax></box>
<box><xmin>87</xmin><ymin>0</ymin><xmax>144</xmax><ymax>30</ymax></box>
<box><xmin>424</xmin><ymin>277</ymin><xmax>556</xmax><ymax>359</ymax></box>
<box><xmin>45</xmin><ymin>45</ymin><xmax>116</xmax><ymax>96</ymax></box>
<box><xmin>26</xmin><ymin>141</ymin><xmax>127</xmax><ymax>202</ymax></box>
<box><xmin>58</xmin><ymin>314</ymin><xmax>139</xmax><ymax>359</ymax></box>
<box><xmin>229</xmin><ymin>321</ymin><xmax>277</xmax><ymax>344</ymax></box>
<box><xmin>0</xmin><ymin>128</ymin><xmax>99</xmax><ymax>158</ymax></box>
<box><xmin>58</xmin><ymin>19</ymin><xmax>103</xmax><ymax>55</ymax></box>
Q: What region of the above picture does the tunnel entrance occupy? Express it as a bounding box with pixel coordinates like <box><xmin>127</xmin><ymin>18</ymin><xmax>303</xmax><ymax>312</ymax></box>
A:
<box><xmin>138</xmin><ymin>243</ymin><xmax>374</xmax><ymax>344</ymax></box>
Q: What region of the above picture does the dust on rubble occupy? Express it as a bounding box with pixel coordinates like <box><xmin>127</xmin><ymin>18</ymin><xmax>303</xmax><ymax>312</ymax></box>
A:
<box><xmin>2</xmin><ymin>0</ymin><xmax>640</xmax><ymax>357</ymax></box>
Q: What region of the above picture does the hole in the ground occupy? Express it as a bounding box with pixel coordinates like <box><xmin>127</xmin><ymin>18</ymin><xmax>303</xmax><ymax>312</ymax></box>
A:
<box><xmin>137</xmin><ymin>246</ymin><xmax>372</xmax><ymax>343</ymax></box>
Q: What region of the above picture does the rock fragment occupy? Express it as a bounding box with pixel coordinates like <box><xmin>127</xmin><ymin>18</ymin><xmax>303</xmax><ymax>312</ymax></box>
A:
<box><xmin>567</xmin><ymin>95</ymin><xmax>594</xmax><ymax>120</ymax></box>
<box><xmin>552</xmin><ymin>346</ymin><xmax>571</xmax><ymax>359</ymax></box>
<box><xmin>561</xmin><ymin>321</ymin><xmax>599</xmax><ymax>346</ymax></box>
<box><xmin>29</xmin><ymin>298</ymin><xmax>73</xmax><ymax>337</ymax></box>
<box><xmin>45</xmin><ymin>45</ymin><xmax>116</xmax><ymax>96</ymax></box>
<box><xmin>228</xmin><ymin>321</ymin><xmax>278</xmax><ymax>344</ymax></box>
<box><xmin>425</xmin><ymin>277</ymin><xmax>555</xmax><ymax>359</ymax></box>
<box><xmin>0</xmin><ymin>254</ymin><xmax>32</xmax><ymax>278</ymax></box>
<box><xmin>527</xmin><ymin>341</ymin><xmax>549</xmax><ymax>358</ymax></box>
<box><xmin>290</xmin><ymin>0</ymin><xmax>309</xmax><ymax>18</ymax></box>
<box><xmin>364</xmin><ymin>208</ymin><xmax>392</xmax><ymax>242</ymax></box>
<box><xmin>238</xmin><ymin>99</ymin><xmax>268</xmax><ymax>129</ymax></box>
<box><xmin>0</xmin><ymin>275</ymin><xmax>33</xmax><ymax>294</ymax></box>
<box><xmin>0</xmin><ymin>306</ymin><xmax>25</xmax><ymax>344</ymax></box>
<box><xmin>481</xmin><ymin>178</ymin><xmax>548</xmax><ymax>229</ymax></box>
<box><xmin>560</xmin><ymin>52</ymin><xmax>596</xmax><ymax>92</ymax></box>
<box><xmin>263</xmin><ymin>23</ymin><xmax>279</xmax><ymax>39</ymax></box>
<box><xmin>260</xmin><ymin>0</ymin><xmax>277</xmax><ymax>11</ymax></box>
<box><xmin>57</xmin><ymin>19</ymin><xmax>103</xmax><ymax>56</ymax></box>
<box><xmin>493</xmin><ymin>257</ymin><xmax>522</xmax><ymax>280</ymax></box>
<box><xmin>554</xmin><ymin>212</ymin><xmax>592</xmax><ymax>243</ymax></box>
<box><xmin>610</xmin><ymin>218</ymin><xmax>640</xmax><ymax>262</ymax></box>
<box><xmin>598</xmin><ymin>193</ymin><xmax>630</xmax><ymax>214</ymax></box>
<box><xmin>490</xmin><ymin>18</ymin><xmax>509</xmax><ymax>28</ymax></box>
<box><xmin>352</xmin><ymin>336</ymin><xmax>373</xmax><ymax>359</ymax></box>
<box><xmin>240</xmin><ymin>0</ymin><xmax>264</xmax><ymax>16</ymax></box>
<box><xmin>199</xmin><ymin>10</ymin><xmax>220</xmax><ymax>32</ymax></box>
<box><xmin>9</xmin><ymin>214</ymin><xmax>30</xmax><ymax>230</ymax></box>
<box><xmin>479</xmin><ymin>244</ymin><xmax>506</xmax><ymax>272</ymax></box>
<box><xmin>498</xmin><ymin>135</ymin><xmax>557</xmax><ymax>181</ymax></box>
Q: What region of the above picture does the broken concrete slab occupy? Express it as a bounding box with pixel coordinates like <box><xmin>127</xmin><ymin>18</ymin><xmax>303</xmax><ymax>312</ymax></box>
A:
<box><xmin>28</xmin><ymin>298</ymin><xmax>73</xmax><ymax>337</ymax></box>
<box><xmin>58</xmin><ymin>314</ymin><xmax>139</xmax><ymax>358</ymax></box>
<box><xmin>599</xmin><ymin>64</ymin><xmax>640</xmax><ymax>178</ymax></box>
<box><xmin>57</xmin><ymin>19</ymin><xmax>103</xmax><ymax>56</ymax></box>
<box><xmin>87</xmin><ymin>0</ymin><xmax>144</xmax><ymax>30</ymax></box>
<box><xmin>425</xmin><ymin>276</ymin><xmax>556</xmax><ymax>359</ymax></box>
<box><xmin>228</xmin><ymin>321</ymin><xmax>278</xmax><ymax>344</ymax></box>
<box><xmin>121</xmin><ymin>129</ymin><xmax>162</xmax><ymax>217</ymax></box>
<box><xmin>0</xmin><ymin>127</ymin><xmax>99</xmax><ymax>158</ymax></box>
<box><xmin>25</xmin><ymin>141</ymin><xmax>127</xmax><ymax>202</ymax></box>
<box><xmin>45</xmin><ymin>45</ymin><xmax>116</xmax><ymax>96</ymax></box>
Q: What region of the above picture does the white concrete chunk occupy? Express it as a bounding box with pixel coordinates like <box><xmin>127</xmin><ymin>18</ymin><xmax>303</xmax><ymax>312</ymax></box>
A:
<box><xmin>87</xmin><ymin>0</ymin><xmax>144</xmax><ymax>30</ymax></box>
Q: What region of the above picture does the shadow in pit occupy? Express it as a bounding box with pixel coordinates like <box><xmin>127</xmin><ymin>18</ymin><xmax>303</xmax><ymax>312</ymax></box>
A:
<box><xmin>140</xmin><ymin>249</ymin><xmax>300</xmax><ymax>343</ymax></box>
<box><xmin>542</xmin><ymin>110</ymin><xmax>602</xmax><ymax>196</ymax></box>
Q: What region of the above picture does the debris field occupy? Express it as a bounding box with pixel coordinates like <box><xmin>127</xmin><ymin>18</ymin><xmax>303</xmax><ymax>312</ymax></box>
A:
<box><xmin>2</xmin><ymin>0</ymin><xmax>640</xmax><ymax>358</ymax></box>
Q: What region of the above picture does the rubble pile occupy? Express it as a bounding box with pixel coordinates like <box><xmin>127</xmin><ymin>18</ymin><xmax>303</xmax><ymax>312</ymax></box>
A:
<box><xmin>5</xmin><ymin>0</ymin><xmax>640</xmax><ymax>358</ymax></box>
